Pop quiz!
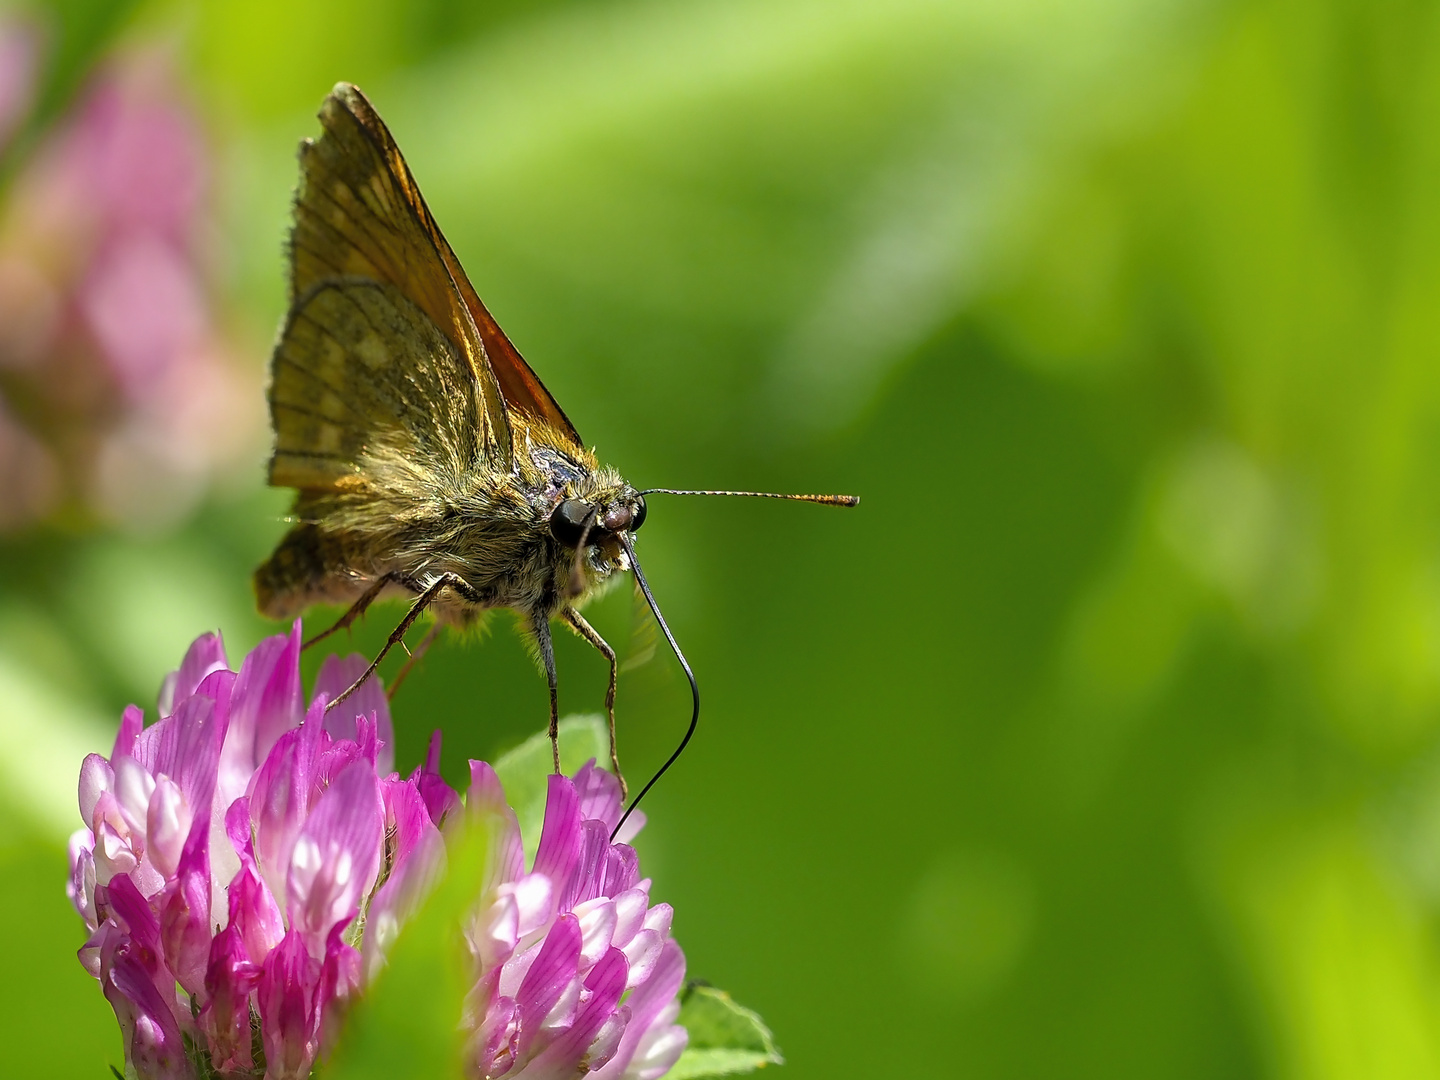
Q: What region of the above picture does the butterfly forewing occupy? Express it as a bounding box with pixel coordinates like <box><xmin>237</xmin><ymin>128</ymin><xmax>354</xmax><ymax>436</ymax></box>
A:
<box><xmin>272</xmin><ymin>85</ymin><xmax>512</xmax><ymax>492</ymax></box>
<box><xmin>334</xmin><ymin>84</ymin><xmax>583</xmax><ymax>450</ymax></box>
<box><xmin>438</xmin><ymin>245</ymin><xmax>582</xmax><ymax>447</ymax></box>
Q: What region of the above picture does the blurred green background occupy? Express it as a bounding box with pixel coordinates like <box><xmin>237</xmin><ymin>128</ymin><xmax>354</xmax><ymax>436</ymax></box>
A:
<box><xmin>6</xmin><ymin>0</ymin><xmax>1440</xmax><ymax>1076</ymax></box>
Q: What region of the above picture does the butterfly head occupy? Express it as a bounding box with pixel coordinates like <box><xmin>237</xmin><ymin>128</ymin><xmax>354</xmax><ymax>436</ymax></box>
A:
<box><xmin>547</xmin><ymin>483</ymin><xmax>648</xmax><ymax>601</ymax></box>
<box><xmin>549</xmin><ymin>490</ymin><xmax>647</xmax><ymax>550</ymax></box>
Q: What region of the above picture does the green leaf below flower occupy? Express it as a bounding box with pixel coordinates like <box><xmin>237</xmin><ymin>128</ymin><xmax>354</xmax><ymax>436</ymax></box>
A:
<box><xmin>668</xmin><ymin>984</ymin><xmax>784</xmax><ymax>1080</ymax></box>
<box><xmin>324</xmin><ymin>823</ymin><xmax>491</xmax><ymax>1079</ymax></box>
<box><xmin>493</xmin><ymin>713</ymin><xmax>610</xmax><ymax>862</ymax></box>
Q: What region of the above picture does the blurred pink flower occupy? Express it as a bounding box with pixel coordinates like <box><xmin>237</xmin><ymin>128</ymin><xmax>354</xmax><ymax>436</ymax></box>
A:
<box><xmin>0</xmin><ymin>16</ymin><xmax>39</xmax><ymax>154</ymax></box>
<box><xmin>0</xmin><ymin>394</ymin><xmax>58</xmax><ymax>527</ymax></box>
<box><xmin>0</xmin><ymin>48</ymin><xmax>257</xmax><ymax>532</ymax></box>
<box><xmin>69</xmin><ymin>628</ymin><xmax>688</xmax><ymax>1080</ymax></box>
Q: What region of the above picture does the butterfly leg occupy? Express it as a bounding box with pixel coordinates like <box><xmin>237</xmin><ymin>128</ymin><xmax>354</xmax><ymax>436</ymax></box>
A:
<box><xmin>303</xmin><ymin>570</ymin><xmax>424</xmax><ymax>651</ymax></box>
<box><xmin>326</xmin><ymin>573</ymin><xmax>476</xmax><ymax>713</ymax></box>
<box><xmin>386</xmin><ymin>623</ymin><xmax>441</xmax><ymax>702</ymax></box>
<box><xmin>534</xmin><ymin>615</ymin><xmax>562</xmax><ymax>774</ymax></box>
<box><xmin>561</xmin><ymin>609</ymin><xmax>625</xmax><ymax>798</ymax></box>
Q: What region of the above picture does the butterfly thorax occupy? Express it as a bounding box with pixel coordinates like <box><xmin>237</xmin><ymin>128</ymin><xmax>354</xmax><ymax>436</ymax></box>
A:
<box><xmin>255</xmin><ymin>423</ymin><xmax>636</xmax><ymax>627</ymax></box>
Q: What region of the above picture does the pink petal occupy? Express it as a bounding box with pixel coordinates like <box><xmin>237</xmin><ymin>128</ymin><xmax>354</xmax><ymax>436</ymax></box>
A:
<box><xmin>104</xmin><ymin>873</ymin><xmax>161</xmax><ymax>958</ymax></box>
<box><xmin>222</xmin><ymin>621</ymin><xmax>302</xmax><ymax>803</ymax></box>
<box><xmin>227</xmin><ymin>863</ymin><xmax>284</xmax><ymax>968</ymax></box>
<box><xmin>103</xmin><ymin>943</ymin><xmax>190</xmax><ymax>1080</ymax></box>
<box><xmin>610</xmin><ymin>887</ymin><xmax>651</xmax><ymax>951</ymax></box>
<box><xmin>601</xmin><ymin>843</ymin><xmax>640</xmax><ymax>898</ymax></box>
<box><xmin>584</xmin><ymin>1007</ymin><xmax>630</xmax><ymax>1077</ymax></box>
<box><xmin>588</xmin><ymin>939</ymin><xmax>687</xmax><ymax>1080</ymax></box>
<box><xmin>249</xmin><ymin>702</ymin><xmax>326</xmax><ymax>908</ymax></box>
<box><xmin>559</xmin><ymin>819</ymin><xmax>610</xmax><ymax>912</ymax></box>
<box><xmin>642</xmin><ymin>903</ymin><xmax>673</xmax><ymax>939</ymax></box>
<box><xmin>136</xmin><ymin>674</ymin><xmax>229</xmax><ymax>816</ymax></box>
<box><xmin>514</xmin><ymin>947</ymin><xmax>630</xmax><ymax>1079</ymax></box>
<box><xmin>257</xmin><ymin>929</ymin><xmax>321</xmax><ymax>1080</ymax></box>
<box><xmin>68</xmin><ymin>828</ymin><xmax>97</xmax><ymax>926</ymax></box>
<box><xmin>199</xmin><ymin>924</ymin><xmax>260</xmax><ymax>1074</ymax></box>
<box><xmin>158</xmin><ymin>834</ymin><xmax>211</xmax><ymax>996</ymax></box>
<box><xmin>511</xmin><ymin>874</ymin><xmax>556</xmax><ymax>939</ymax></box>
<box><xmin>575</xmin><ymin>897</ymin><xmax>618</xmax><ymax>969</ymax></box>
<box><xmin>314</xmin><ymin>720</ymin><xmax>375</xmax><ymax>791</ymax></box>
<box><xmin>144</xmin><ymin>774</ymin><xmax>189</xmax><ymax>879</ymax></box>
<box><xmin>573</xmin><ymin>759</ymin><xmax>624</xmax><ymax>831</ymax></box>
<box><xmin>622</xmin><ymin>929</ymin><xmax>665</xmax><ymax>990</ymax></box>
<box><xmin>111</xmin><ymin>756</ymin><xmax>154</xmax><ymax>833</ymax></box>
<box><xmin>157</xmin><ymin>631</ymin><xmax>228</xmax><ymax>717</ymax></box>
<box><xmin>468</xmin><ymin>759</ymin><xmax>522</xmax><ymax>886</ymax></box>
<box><xmin>225</xmin><ymin>795</ymin><xmax>255</xmax><ymax>866</ymax></box>
<box><xmin>515</xmin><ymin>913</ymin><xmax>583</xmax><ymax>1058</ymax></box>
<box><xmin>381</xmin><ymin>777</ymin><xmax>433</xmax><ymax>872</ymax></box>
<box><xmin>112</xmin><ymin>703</ymin><xmax>144</xmax><ymax>760</ymax></box>
<box><xmin>78</xmin><ymin>752</ymin><xmax>114</xmax><ymax>828</ymax></box>
<box><xmin>314</xmin><ymin>652</ymin><xmax>394</xmax><ymax>775</ymax></box>
<box><xmin>473</xmin><ymin>992</ymin><xmax>520</xmax><ymax>1078</ymax></box>
<box><xmin>626</xmin><ymin>1012</ymin><xmax>689</xmax><ymax>1080</ymax></box>
<box><xmin>92</xmin><ymin>791</ymin><xmax>139</xmax><ymax>885</ymax></box>
<box><xmin>532</xmin><ymin>774</ymin><xmax>582</xmax><ymax>891</ymax></box>
<box><xmin>468</xmin><ymin>889</ymin><xmax>521</xmax><ymax>973</ymax></box>
<box><xmin>415</xmin><ymin>730</ymin><xmax>462</xmax><ymax>828</ymax></box>
<box><xmin>285</xmin><ymin>758</ymin><xmax>384</xmax><ymax>949</ymax></box>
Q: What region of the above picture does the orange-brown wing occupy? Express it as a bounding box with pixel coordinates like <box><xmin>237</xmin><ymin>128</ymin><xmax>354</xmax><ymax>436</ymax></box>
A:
<box><xmin>270</xmin><ymin>82</ymin><xmax>511</xmax><ymax>492</ymax></box>
<box><xmin>440</xmin><ymin>248</ymin><xmax>582</xmax><ymax>448</ymax></box>
<box><xmin>335</xmin><ymin>86</ymin><xmax>583</xmax><ymax>448</ymax></box>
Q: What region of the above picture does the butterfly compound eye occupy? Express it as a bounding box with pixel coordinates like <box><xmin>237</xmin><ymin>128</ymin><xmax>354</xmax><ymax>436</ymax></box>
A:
<box><xmin>550</xmin><ymin>499</ymin><xmax>595</xmax><ymax>548</ymax></box>
<box><xmin>631</xmin><ymin>495</ymin><xmax>647</xmax><ymax>531</ymax></box>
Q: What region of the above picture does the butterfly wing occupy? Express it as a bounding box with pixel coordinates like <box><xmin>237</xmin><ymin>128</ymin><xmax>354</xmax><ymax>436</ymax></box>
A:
<box><xmin>335</xmin><ymin>86</ymin><xmax>584</xmax><ymax>447</ymax></box>
<box><xmin>271</xmin><ymin>278</ymin><xmax>490</xmax><ymax>492</ymax></box>
<box><xmin>437</xmin><ymin>237</ymin><xmax>582</xmax><ymax>447</ymax></box>
<box><xmin>268</xmin><ymin>83</ymin><xmax>513</xmax><ymax>492</ymax></box>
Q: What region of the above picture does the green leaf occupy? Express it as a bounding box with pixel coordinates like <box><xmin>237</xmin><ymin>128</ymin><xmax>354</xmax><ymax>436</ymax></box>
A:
<box><xmin>668</xmin><ymin>985</ymin><xmax>784</xmax><ymax>1080</ymax></box>
<box><xmin>492</xmin><ymin>714</ymin><xmax>609</xmax><ymax>863</ymax></box>
<box><xmin>324</xmin><ymin>822</ymin><xmax>491</xmax><ymax>1080</ymax></box>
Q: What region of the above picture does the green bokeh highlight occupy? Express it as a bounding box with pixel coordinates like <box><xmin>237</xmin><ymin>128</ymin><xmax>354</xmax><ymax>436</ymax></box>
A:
<box><xmin>6</xmin><ymin>0</ymin><xmax>1440</xmax><ymax>1077</ymax></box>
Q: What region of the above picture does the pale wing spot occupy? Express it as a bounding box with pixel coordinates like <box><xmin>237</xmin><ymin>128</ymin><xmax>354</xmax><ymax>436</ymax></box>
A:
<box><xmin>355</xmin><ymin>328</ymin><xmax>389</xmax><ymax>370</ymax></box>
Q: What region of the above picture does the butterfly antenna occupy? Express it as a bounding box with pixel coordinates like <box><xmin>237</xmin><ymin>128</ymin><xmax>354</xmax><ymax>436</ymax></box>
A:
<box><xmin>639</xmin><ymin>488</ymin><xmax>859</xmax><ymax>507</ymax></box>
<box><xmin>611</xmin><ymin>532</ymin><xmax>698</xmax><ymax>841</ymax></box>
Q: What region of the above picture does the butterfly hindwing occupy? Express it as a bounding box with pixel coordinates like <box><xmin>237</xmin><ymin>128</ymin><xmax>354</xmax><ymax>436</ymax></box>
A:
<box><xmin>270</xmin><ymin>278</ymin><xmax>484</xmax><ymax>492</ymax></box>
